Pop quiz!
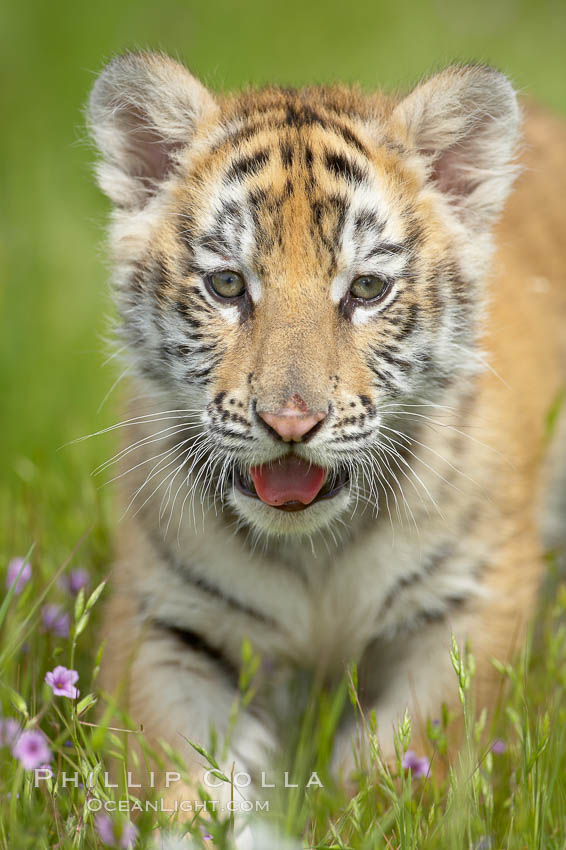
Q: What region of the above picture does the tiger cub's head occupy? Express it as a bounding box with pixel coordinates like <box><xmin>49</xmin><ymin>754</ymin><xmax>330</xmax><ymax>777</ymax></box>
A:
<box><xmin>88</xmin><ymin>52</ymin><xmax>519</xmax><ymax>538</ymax></box>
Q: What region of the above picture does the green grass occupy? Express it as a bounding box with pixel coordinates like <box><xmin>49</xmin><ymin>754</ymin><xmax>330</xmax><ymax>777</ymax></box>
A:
<box><xmin>0</xmin><ymin>550</ymin><xmax>565</xmax><ymax>848</ymax></box>
<box><xmin>1</xmin><ymin>0</ymin><xmax>566</xmax><ymax>847</ymax></box>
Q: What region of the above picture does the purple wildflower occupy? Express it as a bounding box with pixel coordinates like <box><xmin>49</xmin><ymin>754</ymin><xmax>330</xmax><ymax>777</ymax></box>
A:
<box><xmin>6</xmin><ymin>558</ymin><xmax>32</xmax><ymax>594</ymax></box>
<box><xmin>120</xmin><ymin>822</ymin><xmax>138</xmax><ymax>848</ymax></box>
<box><xmin>200</xmin><ymin>825</ymin><xmax>213</xmax><ymax>840</ymax></box>
<box><xmin>0</xmin><ymin>718</ymin><xmax>21</xmax><ymax>747</ymax></box>
<box><xmin>95</xmin><ymin>813</ymin><xmax>137</xmax><ymax>848</ymax></box>
<box><xmin>401</xmin><ymin>749</ymin><xmax>431</xmax><ymax>778</ymax></box>
<box><xmin>41</xmin><ymin>604</ymin><xmax>70</xmax><ymax>637</ymax></box>
<box><xmin>45</xmin><ymin>665</ymin><xmax>80</xmax><ymax>699</ymax></box>
<box><xmin>12</xmin><ymin>729</ymin><xmax>52</xmax><ymax>770</ymax></box>
<box><xmin>490</xmin><ymin>738</ymin><xmax>507</xmax><ymax>754</ymax></box>
<box><xmin>60</xmin><ymin>567</ymin><xmax>90</xmax><ymax>596</ymax></box>
<box><xmin>95</xmin><ymin>813</ymin><xmax>116</xmax><ymax>846</ymax></box>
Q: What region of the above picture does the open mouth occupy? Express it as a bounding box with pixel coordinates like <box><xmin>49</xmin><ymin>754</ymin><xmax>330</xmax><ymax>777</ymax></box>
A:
<box><xmin>234</xmin><ymin>455</ymin><xmax>349</xmax><ymax>512</ymax></box>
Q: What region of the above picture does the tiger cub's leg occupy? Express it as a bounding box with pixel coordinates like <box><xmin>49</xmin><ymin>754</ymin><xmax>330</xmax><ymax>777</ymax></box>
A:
<box><xmin>100</xmin><ymin>583</ymin><xmax>277</xmax><ymax>815</ymax></box>
<box><xmin>333</xmin><ymin>532</ymin><xmax>542</xmax><ymax>777</ymax></box>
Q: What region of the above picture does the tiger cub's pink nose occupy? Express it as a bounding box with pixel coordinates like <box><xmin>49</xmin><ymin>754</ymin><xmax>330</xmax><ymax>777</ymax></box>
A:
<box><xmin>258</xmin><ymin>396</ymin><xmax>327</xmax><ymax>442</ymax></box>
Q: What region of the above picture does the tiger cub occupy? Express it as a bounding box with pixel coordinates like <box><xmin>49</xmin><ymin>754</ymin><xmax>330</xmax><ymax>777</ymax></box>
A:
<box><xmin>88</xmin><ymin>52</ymin><xmax>566</xmax><ymax>809</ymax></box>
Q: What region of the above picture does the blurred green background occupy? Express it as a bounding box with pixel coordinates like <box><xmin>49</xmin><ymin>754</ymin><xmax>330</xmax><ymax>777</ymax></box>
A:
<box><xmin>1</xmin><ymin>0</ymin><xmax>565</xmax><ymax>486</ymax></box>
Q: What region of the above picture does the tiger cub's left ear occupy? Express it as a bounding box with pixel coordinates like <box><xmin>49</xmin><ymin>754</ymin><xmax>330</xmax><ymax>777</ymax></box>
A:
<box><xmin>391</xmin><ymin>65</ymin><xmax>520</xmax><ymax>230</ymax></box>
<box><xmin>87</xmin><ymin>51</ymin><xmax>218</xmax><ymax>208</ymax></box>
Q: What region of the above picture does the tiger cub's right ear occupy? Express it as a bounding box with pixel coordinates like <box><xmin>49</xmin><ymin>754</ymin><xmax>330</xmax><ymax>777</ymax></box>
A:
<box><xmin>87</xmin><ymin>51</ymin><xmax>218</xmax><ymax>208</ymax></box>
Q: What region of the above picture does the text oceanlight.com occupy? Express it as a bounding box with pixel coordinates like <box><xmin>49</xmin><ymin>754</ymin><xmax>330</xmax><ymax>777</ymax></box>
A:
<box><xmin>87</xmin><ymin>799</ymin><xmax>270</xmax><ymax>813</ymax></box>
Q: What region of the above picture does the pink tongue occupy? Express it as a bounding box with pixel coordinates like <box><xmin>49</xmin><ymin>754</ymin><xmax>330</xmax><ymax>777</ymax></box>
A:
<box><xmin>250</xmin><ymin>457</ymin><xmax>327</xmax><ymax>506</ymax></box>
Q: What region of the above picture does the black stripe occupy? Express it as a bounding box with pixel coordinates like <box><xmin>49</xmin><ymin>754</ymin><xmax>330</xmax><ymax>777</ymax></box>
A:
<box><xmin>284</xmin><ymin>102</ymin><xmax>313</xmax><ymax>128</ymax></box>
<box><xmin>190</xmin><ymin>343</ymin><xmax>220</xmax><ymax>357</ymax></box>
<box><xmin>188</xmin><ymin>365</ymin><xmax>217</xmax><ymax>381</ymax></box>
<box><xmin>375</xmin><ymin>349</ymin><xmax>412</xmax><ymax>373</ymax></box>
<box><xmin>174</xmin><ymin>302</ymin><xmax>203</xmax><ymax>328</ymax></box>
<box><xmin>392</xmin><ymin>545</ymin><xmax>452</xmax><ymax>590</ymax></box>
<box><xmin>395</xmin><ymin>303</ymin><xmax>420</xmax><ymax>341</ymax></box>
<box><xmin>363</xmin><ymin>242</ymin><xmax>405</xmax><ymax>261</ymax></box>
<box><xmin>337</xmin><ymin>123</ymin><xmax>371</xmax><ymax>156</ymax></box>
<box><xmin>221</xmin><ymin>106</ymin><xmax>371</xmax><ymax>158</ymax></box>
<box><xmin>154</xmin><ymin>620</ymin><xmax>238</xmax><ymax>683</ymax></box>
<box><xmin>215</xmin><ymin>426</ymin><xmax>254</xmax><ymax>442</ymax></box>
<box><xmin>280</xmin><ymin>141</ymin><xmax>294</xmax><ymax>168</ymax></box>
<box><xmin>359</xmin><ymin>394</ymin><xmax>376</xmax><ymax>413</ymax></box>
<box><xmin>150</xmin><ymin>257</ymin><xmax>171</xmax><ymax>306</ymax></box>
<box><xmin>418</xmin><ymin>594</ymin><xmax>470</xmax><ymax>623</ymax></box>
<box><xmin>328</xmin><ymin>429</ymin><xmax>375</xmax><ymax>443</ymax></box>
<box><xmin>376</xmin><ymin>545</ymin><xmax>481</xmax><ymax>625</ymax></box>
<box><xmin>187</xmin><ymin>287</ymin><xmax>213</xmax><ymax>311</ymax></box>
<box><xmin>198</xmin><ymin>230</ymin><xmax>233</xmax><ymax>257</ymax></box>
<box><xmin>354</xmin><ymin>209</ymin><xmax>384</xmax><ymax>234</ymax></box>
<box><xmin>304</xmin><ymin>145</ymin><xmax>314</xmax><ymax>172</ymax></box>
<box><xmin>280</xmin><ymin>105</ymin><xmax>370</xmax><ymax>157</ymax></box>
<box><xmin>226</xmin><ymin>149</ymin><xmax>270</xmax><ymax>182</ymax></box>
<box><xmin>310</xmin><ymin>193</ymin><xmax>347</xmax><ymax>255</ymax></box>
<box><xmin>150</xmin><ymin>531</ymin><xmax>278</xmax><ymax>626</ymax></box>
<box><xmin>248</xmin><ymin>186</ymin><xmax>268</xmax><ymax>213</ymax></box>
<box><xmin>368</xmin><ymin>366</ymin><xmax>400</xmax><ymax>395</ymax></box>
<box><xmin>222</xmin><ymin>199</ymin><xmax>245</xmax><ymax>219</ymax></box>
<box><xmin>324</xmin><ymin>150</ymin><xmax>366</xmax><ymax>185</ymax></box>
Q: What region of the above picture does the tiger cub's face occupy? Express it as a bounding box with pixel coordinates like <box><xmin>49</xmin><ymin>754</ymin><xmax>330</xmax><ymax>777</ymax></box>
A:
<box><xmin>89</xmin><ymin>53</ymin><xmax>519</xmax><ymax>537</ymax></box>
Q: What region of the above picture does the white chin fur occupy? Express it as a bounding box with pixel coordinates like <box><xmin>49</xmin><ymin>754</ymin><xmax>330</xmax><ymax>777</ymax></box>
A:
<box><xmin>228</xmin><ymin>487</ymin><xmax>352</xmax><ymax>537</ymax></box>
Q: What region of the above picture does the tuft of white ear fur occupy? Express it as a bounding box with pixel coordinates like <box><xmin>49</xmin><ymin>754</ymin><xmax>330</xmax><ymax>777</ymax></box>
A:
<box><xmin>87</xmin><ymin>52</ymin><xmax>218</xmax><ymax>208</ymax></box>
<box><xmin>392</xmin><ymin>65</ymin><xmax>520</xmax><ymax>230</ymax></box>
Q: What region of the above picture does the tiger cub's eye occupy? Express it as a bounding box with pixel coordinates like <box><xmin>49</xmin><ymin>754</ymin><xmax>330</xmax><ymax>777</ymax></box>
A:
<box><xmin>208</xmin><ymin>270</ymin><xmax>246</xmax><ymax>299</ymax></box>
<box><xmin>349</xmin><ymin>275</ymin><xmax>389</xmax><ymax>302</ymax></box>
